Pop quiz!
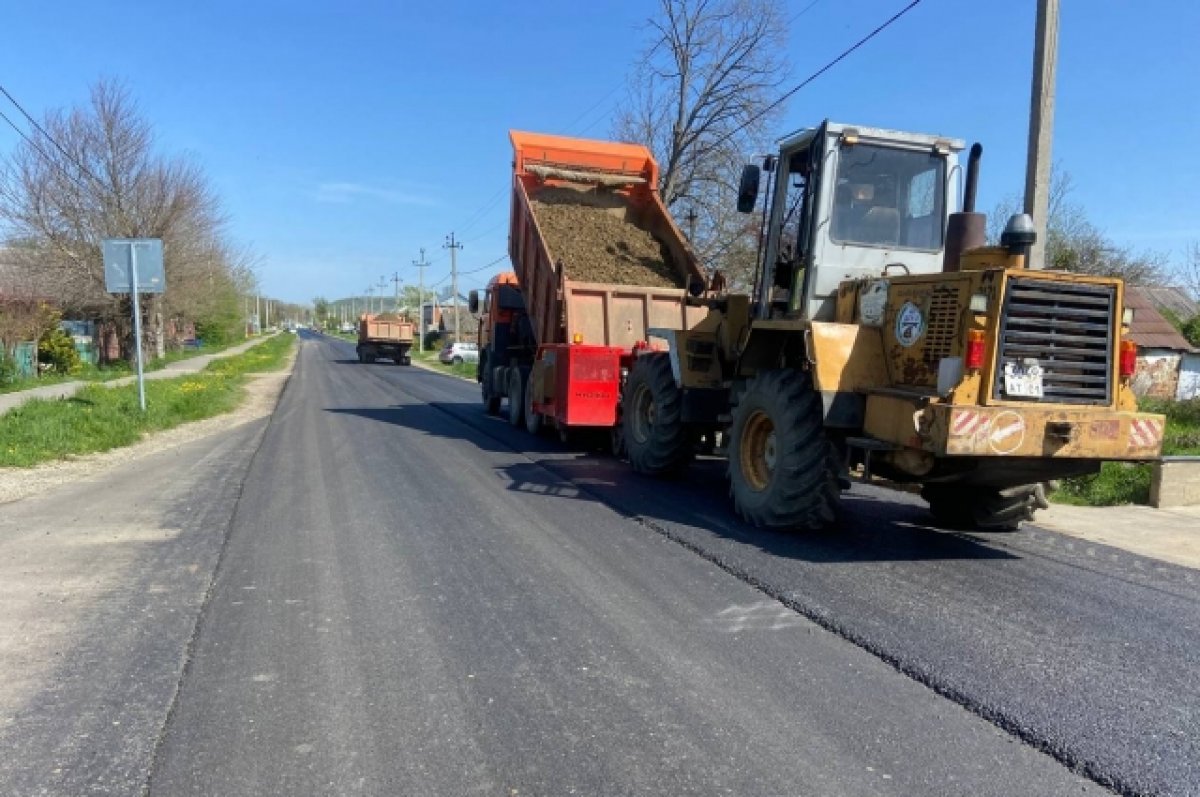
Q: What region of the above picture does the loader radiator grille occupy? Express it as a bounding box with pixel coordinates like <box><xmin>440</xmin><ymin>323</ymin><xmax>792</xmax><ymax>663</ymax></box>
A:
<box><xmin>922</xmin><ymin>285</ymin><xmax>961</xmax><ymax>366</ymax></box>
<box><xmin>993</xmin><ymin>277</ymin><xmax>1115</xmax><ymax>405</ymax></box>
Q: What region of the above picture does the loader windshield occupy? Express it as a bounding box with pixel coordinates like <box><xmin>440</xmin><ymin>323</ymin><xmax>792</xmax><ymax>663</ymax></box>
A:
<box><xmin>831</xmin><ymin>144</ymin><xmax>946</xmax><ymax>251</ymax></box>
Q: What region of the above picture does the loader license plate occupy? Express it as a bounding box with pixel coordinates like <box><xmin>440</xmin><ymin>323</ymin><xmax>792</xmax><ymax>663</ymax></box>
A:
<box><xmin>1003</xmin><ymin>360</ymin><xmax>1043</xmax><ymax>398</ymax></box>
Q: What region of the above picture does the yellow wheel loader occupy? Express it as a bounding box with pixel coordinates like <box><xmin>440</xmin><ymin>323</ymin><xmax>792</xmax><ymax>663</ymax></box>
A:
<box><xmin>624</xmin><ymin>121</ymin><xmax>1163</xmax><ymax>531</ymax></box>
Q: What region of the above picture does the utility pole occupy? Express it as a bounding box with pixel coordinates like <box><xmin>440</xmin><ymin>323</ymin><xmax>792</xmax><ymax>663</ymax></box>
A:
<box><xmin>377</xmin><ymin>276</ymin><xmax>388</xmax><ymax>313</ymax></box>
<box><xmin>391</xmin><ymin>271</ymin><xmax>402</xmax><ymax>315</ymax></box>
<box><xmin>1023</xmin><ymin>0</ymin><xmax>1059</xmax><ymax>270</ymax></box>
<box><xmin>366</xmin><ymin>286</ymin><xmax>374</xmax><ymax>316</ymax></box>
<box><xmin>413</xmin><ymin>247</ymin><xmax>429</xmax><ymax>352</ymax></box>
<box><xmin>444</xmin><ymin>232</ymin><xmax>463</xmax><ymax>342</ymax></box>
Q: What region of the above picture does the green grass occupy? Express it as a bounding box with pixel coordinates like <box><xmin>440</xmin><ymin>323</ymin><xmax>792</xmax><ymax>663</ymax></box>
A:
<box><xmin>411</xmin><ymin>347</ymin><xmax>476</xmax><ymax>379</ymax></box>
<box><xmin>0</xmin><ymin>336</ymin><xmax>258</xmax><ymax>394</ymax></box>
<box><xmin>1054</xmin><ymin>397</ymin><xmax>1200</xmax><ymax>506</ymax></box>
<box><xmin>0</xmin><ymin>334</ymin><xmax>294</xmax><ymax>468</ymax></box>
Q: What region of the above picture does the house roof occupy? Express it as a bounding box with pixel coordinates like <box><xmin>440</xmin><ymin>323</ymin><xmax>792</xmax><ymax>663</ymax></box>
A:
<box><xmin>1136</xmin><ymin>285</ymin><xmax>1199</xmax><ymax>322</ymax></box>
<box><xmin>1126</xmin><ymin>286</ymin><xmax>1196</xmax><ymax>352</ymax></box>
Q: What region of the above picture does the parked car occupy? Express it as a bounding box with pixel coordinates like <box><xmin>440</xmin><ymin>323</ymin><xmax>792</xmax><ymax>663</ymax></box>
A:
<box><xmin>438</xmin><ymin>341</ymin><xmax>478</xmax><ymax>365</ymax></box>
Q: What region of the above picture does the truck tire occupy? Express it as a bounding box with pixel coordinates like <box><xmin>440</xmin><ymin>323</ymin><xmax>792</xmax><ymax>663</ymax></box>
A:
<box><xmin>524</xmin><ymin>371</ymin><xmax>543</xmax><ymax>435</ymax></box>
<box><xmin>623</xmin><ymin>353</ymin><xmax>692</xmax><ymax>476</ymax></box>
<box><xmin>728</xmin><ymin>369</ymin><xmax>840</xmax><ymax>530</ymax></box>
<box><xmin>481</xmin><ymin>356</ymin><xmax>501</xmax><ymax>415</ymax></box>
<box><xmin>922</xmin><ymin>483</ymin><xmax>1051</xmax><ymax>531</ymax></box>
<box><xmin>507</xmin><ymin>368</ymin><xmax>524</xmax><ymax>427</ymax></box>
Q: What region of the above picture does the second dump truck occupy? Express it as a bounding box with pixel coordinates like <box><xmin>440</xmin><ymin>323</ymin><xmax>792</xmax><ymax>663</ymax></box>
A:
<box><xmin>356</xmin><ymin>313</ymin><xmax>414</xmax><ymax>365</ymax></box>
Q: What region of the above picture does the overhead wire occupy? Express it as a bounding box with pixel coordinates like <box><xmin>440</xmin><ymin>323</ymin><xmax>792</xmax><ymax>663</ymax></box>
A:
<box><xmin>0</xmin><ymin>106</ymin><xmax>92</xmax><ymax>194</ymax></box>
<box><xmin>0</xmin><ymin>83</ymin><xmax>107</xmax><ymax>191</ymax></box>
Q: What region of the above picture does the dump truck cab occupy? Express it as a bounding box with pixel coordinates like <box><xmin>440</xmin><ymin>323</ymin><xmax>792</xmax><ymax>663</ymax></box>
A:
<box><xmin>746</xmin><ymin>121</ymin><xmax>964</xmax><ymax>321</ymax></box>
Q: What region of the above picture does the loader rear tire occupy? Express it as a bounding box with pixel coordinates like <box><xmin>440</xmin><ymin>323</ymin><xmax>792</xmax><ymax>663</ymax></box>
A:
<box><xmin>728</xmin><ymin>369</ymin><xmax>840</xmax><ymax>531</ymax></box>
<box><xmin>922</xmin><ymin>483</ymin><xmax>1051</xmax><ymax>531</ymax></box>
<box><xmin>507</xmin><ymin>369</ymin><xmax>524</xmax><ymax>428</ymax></box>
<box><xmin>623</xmin><ymin>353</ymin><xmax>692</xmax><ymax>476</ymax></box>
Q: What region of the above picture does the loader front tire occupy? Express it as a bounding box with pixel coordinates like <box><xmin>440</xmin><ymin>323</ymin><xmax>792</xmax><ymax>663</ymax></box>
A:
<box><xmin>728</xmin><ymin>369</ymin><xmax>840</xmax><ymax>531</ymax></box>
<box><xmin>922</xmin><ymin>483</ymin><xmax>1051</xmax><ymax>531</ymax></box>
<box><xmin>623</xmin><ymin>353</ymin><xmax>692</xmax><ymax>476</ymax></box>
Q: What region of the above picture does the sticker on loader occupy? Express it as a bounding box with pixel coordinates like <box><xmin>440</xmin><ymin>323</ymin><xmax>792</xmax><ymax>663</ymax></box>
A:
<box><xmin>894</xmin><ymin>301</ymin><xmax>925</xmax><ymax>347</ymax></box>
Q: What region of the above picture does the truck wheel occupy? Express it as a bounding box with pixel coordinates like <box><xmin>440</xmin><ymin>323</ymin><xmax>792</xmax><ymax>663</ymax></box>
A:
<box><xmin>507</xmin><ymin>369</ymin><xmax>524</xmax><ymax>427</ymax></box>
<box><xmin>923</xmin><ymin>483</ymin><xmax>1051</xmax><ymax>531</ymax></box>
<box><xmin>728</xmin><ymin>369</ymin><xmax>840</xmax><ymax>530</ymax></box>
<box><xmin>481</xmin><ymin>357</ymin><xmax>501</xmax><ymax>416</ymax></box>
<box><xmin>623</xmin><ymin>353</ymin><xmax>692</xmax><ymax>476</ymax></box>
<box><xmin>524</xmin><ymin>371</ymin><xmax>543</xmax><ymax>435</ymax></box>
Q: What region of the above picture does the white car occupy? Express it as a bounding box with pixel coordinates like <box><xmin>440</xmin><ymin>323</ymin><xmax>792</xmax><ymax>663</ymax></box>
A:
<box><xmin>438</xmin><ymin>342</ymin><xmax>478</xmax><ymax>365</ymax></box>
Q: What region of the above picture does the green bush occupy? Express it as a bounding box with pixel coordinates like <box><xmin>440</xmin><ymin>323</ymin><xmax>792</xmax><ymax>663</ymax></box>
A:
<box><xmin>38</xmin><ymin>328</ymin><xmax>82</xmax><ymax>374</ymax></box>
<box><xmin>0</xmin><ymin>355</ymin><xmax>16</xmax><ymax>385</ymax></box>
<box><xmin>1056</xmin><ymin>462</ymin><xmax>1152</xmax><ymax>506</ymax></box>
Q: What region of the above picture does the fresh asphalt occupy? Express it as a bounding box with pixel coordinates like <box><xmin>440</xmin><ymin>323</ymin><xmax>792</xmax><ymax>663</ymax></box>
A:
<box><xmin>141</xmin><ymin>332</ymin><xmax>1197</xmax><ymax>796</ymax></box>
<box><xmin>7</xmin><ymin>328</ymin><xmax>1190</xmax><ymax>792</ymax></box>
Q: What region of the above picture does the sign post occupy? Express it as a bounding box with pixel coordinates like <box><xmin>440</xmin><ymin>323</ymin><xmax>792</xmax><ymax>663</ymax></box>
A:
<box><xmin>103</xmin><ymin>238</ymin><xmax>165</xmax><ymax>412</ymax></box>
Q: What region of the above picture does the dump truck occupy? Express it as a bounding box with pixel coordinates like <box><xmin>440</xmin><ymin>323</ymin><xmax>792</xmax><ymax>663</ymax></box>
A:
<box><xmin>470</xmin><ymin>131</ymin><xmax>708</xmax><ymax>440</ymax></box>
<box><xmin>619</xmin><ymin>120</ymin><xmax>1164</xmax><ymax>530</ymax></box>
<box><xmin>356</xmin><ymin>313</ymin><xmax>414</xmax><ymax>365</ymax></box>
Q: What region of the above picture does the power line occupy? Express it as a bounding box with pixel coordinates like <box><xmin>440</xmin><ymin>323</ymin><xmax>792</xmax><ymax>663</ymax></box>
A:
<box><xmin>0</xmin><ymin>83</ymin><xmax>107</xmax><ymax>190</ymax></box>
<box><xmin>713</xmin><ymin>0</ymin><xmax>924</xmax><ymax>152</ymax></box>
<box><xmin>0</xmin><ymin>106</ymin><xmax>92</xmax><ymax>194</ymax></box>
<box><xmin>458</xmin><ymin>186</ymin><xmax>506</xmax><ymax>234</ymax></box>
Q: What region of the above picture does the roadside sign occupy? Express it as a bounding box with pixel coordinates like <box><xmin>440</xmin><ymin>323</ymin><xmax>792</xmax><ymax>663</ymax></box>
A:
<box><xmin>103</xmin><ymin>238</ymin><xmax>165</xmax><ymax>294</ymax></box>
<box><xmin>102</xmin><ymin>238</ymin><xmax>165</xmax><ymax>412</ymax></box>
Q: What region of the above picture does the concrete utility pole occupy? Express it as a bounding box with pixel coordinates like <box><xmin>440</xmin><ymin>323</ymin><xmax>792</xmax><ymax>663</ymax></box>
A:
<box><xmin>376</xmin><ymin>277</ymin><xmax>388</xmax><ymax>313</ymax></box>
<box><xmin>392</xmin><ymin>271</ymin><xmax>402</xmax><ymax>314</ymax></box>
<box><xmin>1023</xmin><ymin>0</ymin><xmax>1059</xmax><ymax>270</ymax></box>
<box><xmin>444</xmin><ymin>232</ymin><xmax>463</xmax><ymax>342</ymax></box>
<box><xmin>413</xmin><ymin>247</ymin><xmax>429</xmax><ymax>352</ymax></box>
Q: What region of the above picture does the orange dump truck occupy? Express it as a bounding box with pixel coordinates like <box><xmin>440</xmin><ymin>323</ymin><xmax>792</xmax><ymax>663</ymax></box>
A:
<box><xmin>356</xmin><ymin>313</ymin><xmax>414</xmax><ymax>365</ymax></box>
<box><xmin>469</xmin><ymin>131</ymin><xmax>708</xmax><ymax>440</ymax></box>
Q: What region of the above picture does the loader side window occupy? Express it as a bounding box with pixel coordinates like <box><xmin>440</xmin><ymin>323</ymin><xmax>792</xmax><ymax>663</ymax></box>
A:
<box><xmin>831</xmin><ymin>144</ymin><xmax>945</xmax><ymax>251</ymax></box>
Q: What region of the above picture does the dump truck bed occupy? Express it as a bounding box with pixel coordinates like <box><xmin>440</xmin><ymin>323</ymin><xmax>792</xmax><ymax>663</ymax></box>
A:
<box><xmin>358</xmin><ymin>315</ymin><xmax>414</xmax><ymax>345</ymax></box>
<box><xmin>508</xmin><ymin>131</ymin><xmax>708</xmax><ymax>349</ymax></box>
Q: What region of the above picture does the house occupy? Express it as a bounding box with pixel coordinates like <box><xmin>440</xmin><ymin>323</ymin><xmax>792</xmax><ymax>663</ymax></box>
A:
<box><xmin>1125</xmin><ymin>286</ymin><xmax>1199</xmax><ymax>400</ymax></box>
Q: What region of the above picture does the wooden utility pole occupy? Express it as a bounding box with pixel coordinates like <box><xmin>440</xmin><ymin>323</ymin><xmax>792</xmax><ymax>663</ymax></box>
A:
<box><xmin>413</xmin><ymin>248</ymin><xmax>429</xmax><ymax>352</ymax></box>
<box><xmin>1023</xmin><ymin>0</ymin><xmax>1059</xmax><ymax>270</ymax></box>
<box><xmin>444</xmin><ymin>232</ymin><xmax>463</xmax><ymax>342</ymax></box>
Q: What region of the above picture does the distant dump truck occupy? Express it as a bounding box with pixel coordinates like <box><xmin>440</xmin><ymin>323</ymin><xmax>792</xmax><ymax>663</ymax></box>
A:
<box><xmin>356</xmin><ymin>313</ymin><xmax>414</xmax><ymax>365</ymax></box>
<box><xmin>470</xmin><ymin>131</ymin><xmax>708</xmax><ymax>440</ymax></box>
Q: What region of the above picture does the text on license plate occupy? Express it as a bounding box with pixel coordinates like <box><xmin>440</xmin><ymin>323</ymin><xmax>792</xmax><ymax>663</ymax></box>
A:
<box><xmin>1003</xmin><ymin>360</ymin><xmax>1043</xmax><ymax>398</ymax></box>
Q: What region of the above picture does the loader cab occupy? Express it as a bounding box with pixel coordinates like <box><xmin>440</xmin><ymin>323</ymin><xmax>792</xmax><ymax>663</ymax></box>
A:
<box><xmin>744</xmin><ymin>121</ymin><xmax>964</xmax><ymax>320</ymax></box>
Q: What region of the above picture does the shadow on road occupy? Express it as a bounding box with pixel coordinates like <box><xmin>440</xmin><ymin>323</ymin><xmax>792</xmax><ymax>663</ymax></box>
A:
<box><xmin>325</xmin><ymin>401</ymin><xmax>1016</xmax><ymax>564</ymax></box>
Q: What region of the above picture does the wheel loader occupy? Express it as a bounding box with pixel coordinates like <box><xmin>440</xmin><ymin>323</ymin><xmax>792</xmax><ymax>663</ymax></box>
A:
<box><xmin>622</xmin><ymin>120</ymin><xmax>1164</xmax><ymax>530</ymax></box>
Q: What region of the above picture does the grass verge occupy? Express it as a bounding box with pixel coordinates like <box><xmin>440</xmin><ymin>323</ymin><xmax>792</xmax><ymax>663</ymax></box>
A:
<box><xmin>1055</xmin><ymin>398</ymin><xmax>1200</xmax><ymax>506</ymax></box>
<box><xmin>0</xmin><ymin>336</ymin><xmax>258</xmax><ymax>394</ymax></box>
<box><xmin>411</xmin><ymin>347</ymin><xmax>476</xmax><ymax>379</ymax></box>
<box><xmin>0</xmin><ymin>334</ymin><xmax>294</xmax><ymax>468</ymax></box>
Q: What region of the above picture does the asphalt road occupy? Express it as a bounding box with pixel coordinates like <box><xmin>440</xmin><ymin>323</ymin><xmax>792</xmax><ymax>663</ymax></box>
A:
<box><xmin>6</xmin><ymin>332</ymin><xmax>1191</xmax><ymax>795</ymax></box>
<box><xmin>137</xmin><ymin>332</ymin><xmax>1197</xmax><ymax>796</ymax></box>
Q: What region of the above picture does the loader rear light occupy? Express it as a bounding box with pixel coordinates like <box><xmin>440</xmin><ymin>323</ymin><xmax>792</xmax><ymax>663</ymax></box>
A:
<box><xmin>572</xmin><ymin>332</ymin><xmax>583</xmax><ymax>344</ymax></box>
<box><xmin>1119</xmin><ymin>340</ymin><xmax>1137</xmax><ymax>378</ymax></box>
<box><xmin>965</xmin><ymin>329</ymin><xmax>986</xmax><ymax>371</ymax></box>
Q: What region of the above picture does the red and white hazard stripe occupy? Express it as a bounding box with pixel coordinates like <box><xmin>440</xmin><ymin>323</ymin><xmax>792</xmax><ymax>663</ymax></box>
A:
<box><xmin>1129</xmin><ymin>418</ymin><xmax>1164</xmax><ymax>449</ymax></box>
<box><xmin>951</xmin><ymin>410</ymin><xmax>988</xmax><ymax>437</ymax></box>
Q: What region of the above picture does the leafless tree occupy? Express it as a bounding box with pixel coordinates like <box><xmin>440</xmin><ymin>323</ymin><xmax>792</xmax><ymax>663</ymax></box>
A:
<box><xmin>0</xmin><ymin>80</ymin><xmax>242</xmax><ymax>360</ymax></box>
<box><xmin>988</xmin><ymin>168</ymin><xmax>1168</xmax><ymax>286</ymax></box>
<box><xmin>614</xmin><ymin>0</ymin><xmax>787</xmax><ymax>288</ymax></box>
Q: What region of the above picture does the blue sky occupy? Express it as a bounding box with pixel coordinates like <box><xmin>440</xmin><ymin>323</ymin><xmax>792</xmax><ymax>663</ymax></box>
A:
<box><xmin>2</xmin><ymin>0</ymin><xmax>1197</xmax><ymax>304</ymax></box>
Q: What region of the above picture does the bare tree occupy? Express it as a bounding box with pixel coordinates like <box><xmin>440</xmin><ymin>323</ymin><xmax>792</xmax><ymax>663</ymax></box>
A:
<box><xmin>988</xmin><ymin>168</ymin><xmax>1168</xmax><ymax>286</ymax></box>
<box><xmin>0</xmin><ymin>80</ymin><xmax>241</xmax><ymax>360</ymax></box>
<box><xmin>614</xmin><ymin>0</ymin><xmax>787</xmax><ymax>288</ymax></box>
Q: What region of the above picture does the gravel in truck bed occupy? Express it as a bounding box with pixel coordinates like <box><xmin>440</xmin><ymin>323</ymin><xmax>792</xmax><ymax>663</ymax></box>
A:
<box><xmin>530</xmin><ymin>186</ymin><xmax>685</xmax><ymax>289</ymax></box>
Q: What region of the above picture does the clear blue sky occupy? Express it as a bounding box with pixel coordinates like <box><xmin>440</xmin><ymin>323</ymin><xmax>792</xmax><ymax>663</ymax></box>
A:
<box><xmin>2</xmin><ymin>0</ymin><xmax>1197</xmax><ymax>304</ymax></box>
